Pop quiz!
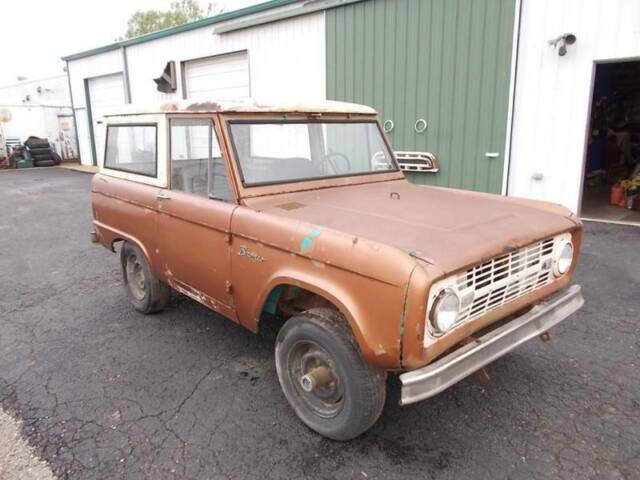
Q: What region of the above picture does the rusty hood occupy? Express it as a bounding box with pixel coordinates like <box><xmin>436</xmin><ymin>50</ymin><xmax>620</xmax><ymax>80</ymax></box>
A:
<box><xmin>243</xmin><ymin>179</ymin><xmax>580</xmax><ymax>275</ymax></box>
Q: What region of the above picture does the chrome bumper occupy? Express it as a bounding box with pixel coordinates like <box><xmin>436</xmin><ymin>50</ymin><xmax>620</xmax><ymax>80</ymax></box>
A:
<box><xmin>399</xmin><ymin>284</ymin><xmax>584</xmax><ymax>406</ymax></box>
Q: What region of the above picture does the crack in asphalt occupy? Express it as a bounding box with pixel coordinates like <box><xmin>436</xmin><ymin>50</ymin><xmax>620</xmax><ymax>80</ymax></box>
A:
<box><xmin>0</xmin><ymin>168</ymin><xmax>639</xmax><ymax>479</ymax></box>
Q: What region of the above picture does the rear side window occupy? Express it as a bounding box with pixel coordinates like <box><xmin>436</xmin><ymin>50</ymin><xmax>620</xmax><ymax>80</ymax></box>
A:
<box><xmin>170</xmin><ymin>119</ymin><xmax>232</xmax><ymax>201</ymax></box>
<box><xmin>105</xmin><ymin>125</ymin><xmax>157</xmax><ymax>177</ymax></box>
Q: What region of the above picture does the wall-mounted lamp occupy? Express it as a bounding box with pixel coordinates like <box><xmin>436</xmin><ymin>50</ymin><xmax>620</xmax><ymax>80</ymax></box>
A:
<box><xmin>548</xmin><ymin>33</ymin><xmax>577</xmax><ymax>56</ymax></box>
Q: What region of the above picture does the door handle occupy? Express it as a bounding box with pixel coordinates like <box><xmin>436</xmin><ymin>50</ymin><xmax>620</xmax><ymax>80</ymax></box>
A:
<box><xmin>156</xmin><ymin>191</ymin><xmax>171</xmax><ymax>201</ymax></box>
<box><xmin>485</xmin><ymin>152</ymin><xmax>500</xmax><ymax>158</ymax></box>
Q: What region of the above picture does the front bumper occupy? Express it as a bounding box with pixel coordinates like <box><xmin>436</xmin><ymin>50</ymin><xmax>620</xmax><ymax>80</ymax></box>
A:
<box><xmin>399</xmin><ymin>284</ymin><xmax>584</xmax><ymax>405</ymax></box>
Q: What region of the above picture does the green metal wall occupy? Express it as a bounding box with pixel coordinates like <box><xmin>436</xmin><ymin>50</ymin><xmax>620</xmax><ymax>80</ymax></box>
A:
<box><xmin>326</xmin><ymin>0</ymin><xmax>516</xmax><ymax>193</ymax></box>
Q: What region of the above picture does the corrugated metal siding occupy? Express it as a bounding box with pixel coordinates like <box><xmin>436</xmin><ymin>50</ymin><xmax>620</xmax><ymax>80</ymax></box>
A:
<box><xmin>67</xmin><ymin>12</ymin><xmax>326</xmax><ymax>165</ymax></box>
<box><xmin>508</xmin><ymin>0</ymin><xmax>640</xmax><ymax>213</ymax></box>
<box><xmin>66</xmin><ymin>50</ymin><xmax>124</xmax><ymax>165</ymax></box>
<box><xmin>0</xmin><ymin>76</ymin><xmax>76</xmax><ymax>159</ymax></box>
<box><xmin>327</xmin><ymin>0</ymin><xmax>516</xmax><ymax>193</ymax></box>
<box><xmin>124</xmin><ymin>12</ymin><xmax>325</xmax><ymax>103</ymax></box>
<box><xmin>67</xmin><ymin>50</ymin><xmax>123</xmax><ymax>110</ymax></box>
<box><xmin>183</xmin><ymin>51</ymin><xmax>250</xmax><ymax>99</ymax></box>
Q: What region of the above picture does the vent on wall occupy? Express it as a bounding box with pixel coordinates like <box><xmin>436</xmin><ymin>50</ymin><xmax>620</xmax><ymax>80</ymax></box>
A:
<box><xmin>154</xmin><ymin>61</ymin><xmax>177</xmax><ymax>93</ymax></box>
<box><xmin>395</xmin><ymin>151</ymin><xmax>439</xmax><ymax>173</ymax></box>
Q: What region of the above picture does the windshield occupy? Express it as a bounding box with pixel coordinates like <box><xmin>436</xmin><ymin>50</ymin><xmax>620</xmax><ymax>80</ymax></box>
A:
<box><xmin>228</xmin><ymin>121</ymin><xmax>397</xmax><ymax>186</ymax></box>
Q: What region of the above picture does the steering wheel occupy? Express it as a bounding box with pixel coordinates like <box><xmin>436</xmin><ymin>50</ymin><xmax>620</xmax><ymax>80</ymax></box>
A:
<box><xmin>324</xmin><ymin>151</ymin><xmax>351</xmax><ymax>174</ymax></box>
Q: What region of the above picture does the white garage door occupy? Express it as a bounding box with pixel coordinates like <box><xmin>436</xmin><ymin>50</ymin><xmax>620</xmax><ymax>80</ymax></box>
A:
<box><xmin>184</xmin><ymin>51</ymin><xmax>250</xmax><ymax>100</ymax></box>
<box><xmin>88</xmin><ymin>73</ymin><xmax>125</xmax><ymax>166</ymax></box>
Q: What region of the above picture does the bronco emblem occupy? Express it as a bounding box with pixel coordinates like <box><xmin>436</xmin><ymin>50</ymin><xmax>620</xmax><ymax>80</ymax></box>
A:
<box><xmin>237</xmin><ymin>246</ymin><xmax>265</xmax><ymax>263</ymax></box>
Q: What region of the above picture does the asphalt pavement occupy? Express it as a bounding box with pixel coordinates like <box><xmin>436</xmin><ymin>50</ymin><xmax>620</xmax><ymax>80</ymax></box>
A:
<box><xmin>0</xmin><ymin>168</ymin><xmax>638</xmax><ymax>479</ymax></box>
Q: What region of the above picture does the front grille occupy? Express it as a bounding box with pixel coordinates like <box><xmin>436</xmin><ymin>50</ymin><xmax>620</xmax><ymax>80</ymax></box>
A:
<box><xmin>455</xmin><ymin>237</ymin><xmax>556</xmax><ymax>323</ymax></box>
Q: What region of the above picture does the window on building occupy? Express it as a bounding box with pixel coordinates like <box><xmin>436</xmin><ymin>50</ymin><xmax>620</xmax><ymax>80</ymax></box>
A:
<box><xmin>170</xmin><ymin>119</ymin><xmax>232</xmax><ymax>201</ymax></box>
<box><xmin>104</xmin><ymin>125</ymin><xmax>157</xmax><ymax>177</ymax></box>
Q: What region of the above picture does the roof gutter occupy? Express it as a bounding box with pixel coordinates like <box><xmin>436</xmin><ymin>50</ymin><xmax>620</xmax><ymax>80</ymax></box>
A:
<box><xmin>121</xmin><ymin>46</ymin><xmax>132</xmax><ymax>104</ymax></box>
<box><xmin>212</xmin><ymin>0</ymin><xmax>362</xmax><ymax>34</ymax></box>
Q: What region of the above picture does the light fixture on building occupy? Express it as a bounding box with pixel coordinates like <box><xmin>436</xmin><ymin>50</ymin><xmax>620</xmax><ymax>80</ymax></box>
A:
<box><xmin>154</xmin><ymin>61</ymin><xmax>177</xmax><ymax>93</ymax></box>
<box><xmin>548</xmin><ymin>33</ymin><xmax>577</xmax><ymax>56</ymax></box>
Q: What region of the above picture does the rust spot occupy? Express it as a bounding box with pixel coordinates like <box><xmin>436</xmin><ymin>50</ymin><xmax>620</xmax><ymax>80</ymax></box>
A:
<box><xmin>277</xmin><ymin>202</ymin><xmax>306</xmax><ymax>210</ymax></box>
<box><xmin>502</xmin><ymin>244</ymin><xmax>518</xmax><ymax>254</ymax></box>
<box><xmin>160</xmin><ymin>102</ymin><xmax>179</xmax><ymax>111</ymax></box>
<box><xmin>186</xmin><ymin>101</ymin><xmax>221</xmax><ymax>112</ymax></box>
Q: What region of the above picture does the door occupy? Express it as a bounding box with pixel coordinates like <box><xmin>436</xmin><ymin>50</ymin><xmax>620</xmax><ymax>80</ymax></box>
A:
<box><xmin>183</xmin><ymin>51</ymin><xmax>250</xmax><ymax>100</ymax></box>
<box><xmin>74</xmin><ymin>109</ymin><xmax>93</xmax><ymax>166</ymax></box>
<box><xmin>326</xmin><ymin>0</ymin><xmax>516</xmax><ymax>193</ymax></box>
<box><xmin>87</xmin><ymin>73</ymin><xmax>126</xmax><ymax>165</ymax></box>
<box><xmin>157</xmin><ymin>117</ymin><xmax>236</xmax><ymax>315</ymax></box>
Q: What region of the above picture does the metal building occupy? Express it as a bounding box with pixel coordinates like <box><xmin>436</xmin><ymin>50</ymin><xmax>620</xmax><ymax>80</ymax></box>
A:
<box><xmin>63</xmin><ymin>0</ymin><xmax>640</xmax><ymax>219</ymax></box>
<box><xmin>0</xmin><ymin>75</ymin><xmax>78</xmax><ymax>160</ymax></box>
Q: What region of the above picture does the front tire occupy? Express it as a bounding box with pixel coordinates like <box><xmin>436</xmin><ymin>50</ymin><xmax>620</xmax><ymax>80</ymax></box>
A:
<box><xmin>120</xmin><ymin>242</ymin><xmax>170</xmax><ymax>314</ymax></box>
<box><xmin>275</xmin><ymin>308</ymin><xmax>386</xmax><ymax>440</ymax></box>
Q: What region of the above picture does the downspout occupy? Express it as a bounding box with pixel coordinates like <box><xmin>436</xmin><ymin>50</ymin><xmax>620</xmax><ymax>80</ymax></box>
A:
<box><xmin>64</xmin><ymin>61</ymin><xmax>82</xmax><ymax>163</ymax></box>
<box><xmin>501</xmin><ymin>0</ymin><xmax>523</xmax><ymax>196</ymax></box>
<box><xmin>121</xmin><ymin>46</ymin><xmax>132</xmax><ymax>104</ymax></box>
<box><xmin>84</xmin><ymin>79</ymin><xmax>98</xmax><ymax>167</ymax></box>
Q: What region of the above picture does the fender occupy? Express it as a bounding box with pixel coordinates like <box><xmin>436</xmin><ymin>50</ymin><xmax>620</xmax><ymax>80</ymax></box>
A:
<box><xmin>92</xmin><ymin>220</ymin><xmax>159</xmax><ymax>277</ymax></box>
<box><xmin>249</xmin><ymin>268</ymin><xmax>405</xmax><ymax>369</ymax></box>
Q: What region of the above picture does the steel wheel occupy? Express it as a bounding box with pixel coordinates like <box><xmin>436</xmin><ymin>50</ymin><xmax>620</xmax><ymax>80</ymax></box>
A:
<box><xmin>120</xmin><ymin>242</ymin><xmax>170</xmax><ymax>314</ymax></box>
<box><xmin>125</xmin><ymin>252</ymin><xmax>147</xmax><ymax>302</ymax></box>
<box><xmin>275</xmin><ymin>308</ymin><xmax>386</xmax><ymax>440</ymax></box>
<box><xmin>288</xmin><ymin>340</ymin><xmax>345</xmax><ymax>418</ymax></box>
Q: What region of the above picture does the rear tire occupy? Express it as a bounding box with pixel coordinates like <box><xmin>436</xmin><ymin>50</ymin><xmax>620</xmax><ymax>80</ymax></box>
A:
<box><xmin>275</xmin><ymin>308</ymin><xmax>386</xmax><ymax>440</ymax></box>
<box><xmin>120</xmin><ymin>242</ymin><xmax>170</xmax><ymax>314</ymax></box>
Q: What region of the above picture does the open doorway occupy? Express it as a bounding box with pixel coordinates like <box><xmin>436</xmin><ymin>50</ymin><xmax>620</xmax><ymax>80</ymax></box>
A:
<box><xmin>582</xmin><ymin>60</ymin><xmax>640</xmax><ymax>225</ymax></box>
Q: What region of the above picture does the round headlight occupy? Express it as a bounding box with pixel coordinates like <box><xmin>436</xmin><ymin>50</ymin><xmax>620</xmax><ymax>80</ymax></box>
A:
<box><xmin>429</xmin><ymin>289</ymin><xmax>460</xmax><ymax>334</ymax></box>
<box><xmin>553</xmin><ymin>240</ymin><xmax>574</xmax><ymax>276</ymax></box>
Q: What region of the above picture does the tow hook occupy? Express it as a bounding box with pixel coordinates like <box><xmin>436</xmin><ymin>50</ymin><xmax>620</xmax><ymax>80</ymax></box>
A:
<box><xmin>460</xmin><ymin>336</ymin><xmax>493</xmax><ymax>385</ymax></box>
<box><xmin>539</xmin><ymin>331</ymin><xmax>552</xmax><ymax>342</ymax></box>
<box><xmin>475</xmin><ymin>368</ymin><xmax>492</xmax><ymax>385</ymax></box>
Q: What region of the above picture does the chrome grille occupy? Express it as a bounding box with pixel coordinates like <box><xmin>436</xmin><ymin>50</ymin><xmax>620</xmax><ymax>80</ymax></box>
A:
<box><xmin>456</xmin><ymin>238</ymin><xmax>556</xmax><ymax>323</ymax></box>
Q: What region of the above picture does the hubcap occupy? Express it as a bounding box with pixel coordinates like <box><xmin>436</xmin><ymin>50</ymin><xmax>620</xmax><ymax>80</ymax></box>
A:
<box><xmin>125</xmin><ymin>253</ymin><xmax>146</xmax><ymax>301</ymax></box>
<box><xmin>288</xmin><ymin>341</ymin><xmax>344</xmax><ymax>418</ymax></box>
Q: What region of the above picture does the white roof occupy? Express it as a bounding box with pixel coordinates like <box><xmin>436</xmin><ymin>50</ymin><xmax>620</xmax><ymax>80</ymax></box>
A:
<box><xmin>104</xmin><ymin>98</ymin><xmax>377</xmax><ymax>117</ymax></box>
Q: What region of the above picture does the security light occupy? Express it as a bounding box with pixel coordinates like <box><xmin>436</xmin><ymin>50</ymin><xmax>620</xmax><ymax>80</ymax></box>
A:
<box><xmin>548</xmin><ymin>33</ymin><xmax>577</xmax><ymax>56</ymax></box>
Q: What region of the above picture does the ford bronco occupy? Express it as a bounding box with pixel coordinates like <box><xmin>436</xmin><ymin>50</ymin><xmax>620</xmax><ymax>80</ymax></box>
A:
<box><xmin>90</xmin><ymin>99</ymin><xmax>584</xmax><ymax>440</ymax></box>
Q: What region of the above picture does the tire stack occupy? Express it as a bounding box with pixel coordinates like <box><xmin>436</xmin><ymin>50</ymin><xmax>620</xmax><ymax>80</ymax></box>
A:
<box><xmin>24</xmin><ymin>137</ymin><xmax>61</xmax><ymax>167</ymax></box>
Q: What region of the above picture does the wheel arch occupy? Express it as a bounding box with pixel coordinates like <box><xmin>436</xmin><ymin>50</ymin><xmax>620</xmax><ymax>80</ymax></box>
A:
<box><xmin>94</xmin><ymin>222</ymin><xmax>154</xmax><ymax>268</ymax></box>
<box><xmin>252</xmin><ymin>272</ymin><xmax>385</xmax><ymax>366</ymax></box>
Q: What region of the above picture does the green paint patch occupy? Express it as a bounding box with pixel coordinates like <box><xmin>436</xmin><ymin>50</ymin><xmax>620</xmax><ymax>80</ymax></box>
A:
<box><xmin>300</xmin><ymin>228</ymin><xmax>323</xmax><ymax>252</ymax></box>
<box><xmin>262</xmin><ymin>285</ymin><xmax>284</xmax><ymax>315</ymax></box>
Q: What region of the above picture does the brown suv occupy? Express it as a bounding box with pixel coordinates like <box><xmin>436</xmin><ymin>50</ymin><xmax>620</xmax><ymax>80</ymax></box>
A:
<box><xmin>90</xmin><ymin>99</ymin><xmax>584</xmax><ymax>440</ymax></box>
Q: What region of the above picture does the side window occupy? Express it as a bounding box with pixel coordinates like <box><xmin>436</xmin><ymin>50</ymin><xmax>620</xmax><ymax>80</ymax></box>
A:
<box><xmin>170</xmin><ymin>119</ymin><xmax>232</xmax><ymax>201</ymax></box>
<box><xmin>105</xmin><ymin>125</ymin><xmax>157</xmax><ymax>177</ymax></box>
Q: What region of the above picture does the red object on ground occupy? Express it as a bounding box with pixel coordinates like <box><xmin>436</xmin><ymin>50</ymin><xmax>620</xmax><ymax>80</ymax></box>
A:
<box><xmin>610</xmin><ymin>184</ymin><xmax>625</xmax><ymax>207</ymax></box>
